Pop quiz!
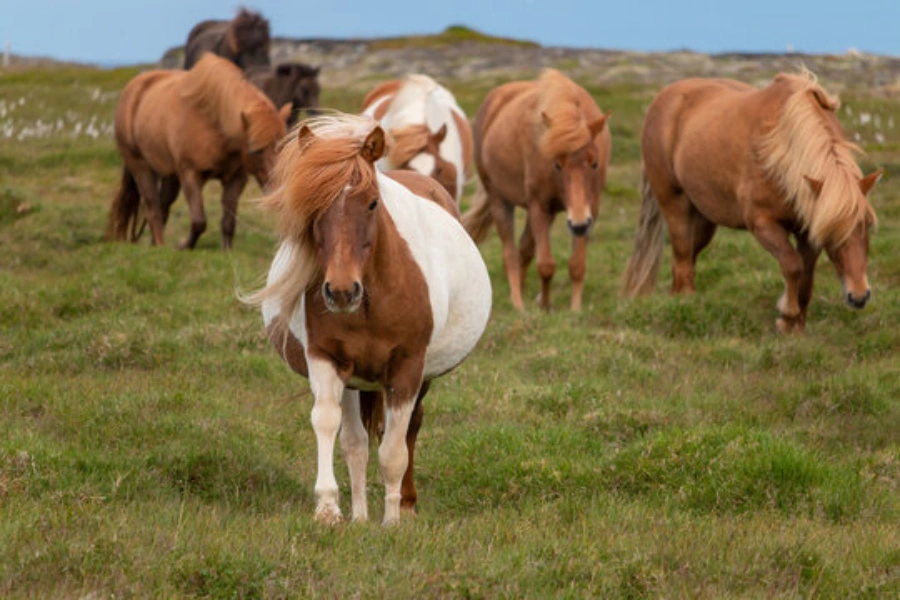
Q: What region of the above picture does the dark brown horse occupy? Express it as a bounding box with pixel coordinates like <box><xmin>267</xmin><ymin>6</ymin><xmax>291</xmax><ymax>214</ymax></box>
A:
<box><xmin>246</xmin><ymin>63</ymin><xmax>321</xmax><ymax>126</ymax></box>
<box><xmin>183</xmin><ymin>8</ymin><xmax>270</xmax><ymax>70</ymax></box>
<box><xmin>621</xmin><ymin>72</ymin><xmax>880</xmax><ymax>333</ymax></box>
<box><xmin>107</xmin><ymin>54</ymin><xmax>289</xmax><ymax>249</ymax></box>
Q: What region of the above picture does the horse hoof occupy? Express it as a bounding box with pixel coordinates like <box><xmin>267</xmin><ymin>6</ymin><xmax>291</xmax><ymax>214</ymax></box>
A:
<box><xmin>314</xmin><ymin>505</ymin><xmax>343</xmax><ymax>525</ymax></box>
<box><xmin>775</xmin><ymin>316</ymin><xmax>804</xmax><ymax>334</ymax></box>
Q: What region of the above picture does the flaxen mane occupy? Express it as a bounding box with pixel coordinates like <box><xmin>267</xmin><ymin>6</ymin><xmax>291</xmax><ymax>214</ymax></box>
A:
<box><xmin>246</xmin><ymin>115</ymin><xmax>381</xmax><ymax>327</ymax></box>
<box><xmin>536</xmin><ymin>69</ymin><xmax>592</xmax><ymax>158</ymax></box>
<box><xmin>180</xmin><ymin>54</ymin><xmax>282</xmax><ymax>150</ymax></box>
<box><xmin>757</xmin><ymin>72</ymin><xmax>876</xmax><ymax>248</ymax></box>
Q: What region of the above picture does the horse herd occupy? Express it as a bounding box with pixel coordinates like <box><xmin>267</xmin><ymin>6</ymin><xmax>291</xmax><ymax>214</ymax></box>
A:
<box><xmin>104</xmin><ymin>9</ymin><xmax>882</xmax><ymax>524</ymax></box>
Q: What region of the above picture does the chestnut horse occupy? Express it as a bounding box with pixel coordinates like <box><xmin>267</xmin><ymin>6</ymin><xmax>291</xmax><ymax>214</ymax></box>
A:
<box><xmin>248</xmin><ymin>114</ymin><xmax>491</xmax><ymax>525</ymax></box>
<box><xmin>362</xmin><ymin>74</ymin><xmax>473</xmax><ymax>202</ymax></box>
<box><xmin>107</xmin><ymin>54</ymin><xmax>290</xmax><ymax>249</ymax></box>
<box><xmin>621</xmin><ymin>72</ymin><xmax>880</xmax><ymax>333</ymax></box>
<box><xmin>246</xmin><ymin>62</ymin><xmax>321</xmax><ymax>126</ymax></box>
<box><xmin>183</xmin><ymin>7</ymin><xmax>270</xmax><ymax>70</ymax></box>
<box><xmin>462</xmin><ymin>69</ymin><xmax>611</xmax><ymax>311</ymax></box>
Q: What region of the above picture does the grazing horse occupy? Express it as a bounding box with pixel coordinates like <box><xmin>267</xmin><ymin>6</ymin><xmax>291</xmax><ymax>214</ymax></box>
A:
<box><xmin>249</xmin><ymin>114</ymin><xmax>491</xmax><ymax>525</ymax></box>
<box><xmin>621</xmin><ymin>72</ymin><xmax>880</xmax><ymax>333</ymax></box>
<box><xmin>246</xmin><ymin>63</ymin><xmax>321</xmax><ymax>126</ymax></box>
<box><xmin>107</xmin><ymin>54</ymin><xmax>290</xmax><ymax>249</ymax></box>
<box><xmin>183</xmin><ymin>7</ymin><xmax>270</xmax><ymax>70</ymax></box>
<box><xmin>462</xmin><ymin>69</ymin><xmax>611</xmax><ymax>311</ymax></box>
<box><xmin>362</xmin><ymin>74</ymin><xmax>473</xmax><ymax>202</ymax></box>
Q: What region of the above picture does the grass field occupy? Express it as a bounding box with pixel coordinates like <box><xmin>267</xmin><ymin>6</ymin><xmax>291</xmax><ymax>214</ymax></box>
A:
<box><xmin>1</xmin><ymin>62</ymin><xmax>899</xmax><ymax>598</ymax></box>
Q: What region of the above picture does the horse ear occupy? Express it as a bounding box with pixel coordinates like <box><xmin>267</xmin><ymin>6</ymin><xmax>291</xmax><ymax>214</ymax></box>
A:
<box><xmin>541</xmin><ymin>111</ymin><xmax>553</xmax><ymax>129</ymax></box>
<box><xmin>432</xmin><ymin>123</ymin><xmax>448</xmax><ymax>144</ymax></box>
<box><xmin>278</xmin><ymin>103</ymin><xmax>293</xmax><ymax>123</ymax></box>
<box><xmin>361</xmin><ymin>126</ymin><xmax>386</xmax><ymax>163</ymax></box>
<box><xmin>297</xmin><ymin>124</ymin><xmax>316</xmax><ymax>144</ymax></box>
<box><xmin>803</xmin><ymin>175</ymin><xmax>824</xmax><ymax>196</ymax></box>
<box><xmin>589</xmin><ymin>113</ymin><xmax>609</xmax><ymax>138</ymax></box>
<box><xmin>276</xmin><ymin>64</ymin><xmax>292</xmax><ymax>76</ymax></box>
<box><xmin>859</xmin><ymin>169</ymin><xmax>883</xmax><ymax>195</ymax></box>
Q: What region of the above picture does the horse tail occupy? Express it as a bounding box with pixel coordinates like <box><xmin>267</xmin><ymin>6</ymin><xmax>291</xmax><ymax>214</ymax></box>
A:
<box><xmin>620</xmin><ymin>170</ymin><xmax>666</xmax><ymax>297</ymax></box>
<box><xmin>461</xmin><ymin>180</ymin><xmax>493</xmax><ymax>244</ymax></box>
<box><xmin>106</xmin><ymin>167</ymin><xmax>143</xmax><ymax>242</ymax></box>
<box><xmin>359</xmin><ymin>391</ymin><xmax>385</xmax><ymax>442</ymax></box>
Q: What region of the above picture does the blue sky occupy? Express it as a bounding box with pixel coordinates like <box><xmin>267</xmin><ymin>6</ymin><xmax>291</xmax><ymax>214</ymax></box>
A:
<box><xmin>2</xmin><ymin>0</ymin><xmax>898</xmax><ymax>65</ymax></box>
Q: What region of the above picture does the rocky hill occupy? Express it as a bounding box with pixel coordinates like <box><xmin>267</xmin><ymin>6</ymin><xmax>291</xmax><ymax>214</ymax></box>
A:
<box><xmin>158</xmin><ymin>27</ymin><xmax>900</xmax><ymax>95</ymax></box>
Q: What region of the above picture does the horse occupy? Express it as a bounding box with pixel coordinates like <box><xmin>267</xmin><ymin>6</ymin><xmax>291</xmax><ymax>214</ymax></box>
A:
<box><xmin>246</xmin><ymin>62</ymin><xmax>321</xmax><ymax>126</ymax></box>
<box><xmin>107</xmin><ymin>54</ymin><xmax>290</xmax><ymax>250</ymax></box>
<box><xmin>462</xmin><ymin>69</ymin><xmax>611</xmax><ymax>311</ymax></box>
<box><xmin>620</xmin><ymin>71</ymin><xmax>881</xmax><ymax>333</ymax></box>
<box><xmin>247</xmin><ymin>114</ymin><xmax>491</xmax><ymax>525</ymax></box>
<box><xmin>183</xmin><ymin>7</ymin><xmax>270</xmax><ymax>70</ymax></box>
<box><xmin>361</xmin><ymin>74</ymin><xmax>473</xmax><ymax>202</ymax></box>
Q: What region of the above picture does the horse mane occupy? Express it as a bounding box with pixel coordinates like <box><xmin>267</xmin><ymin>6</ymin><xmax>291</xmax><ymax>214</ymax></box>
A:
<box><xmin>758</xmin><ymin>71</ymin><xmax>876</xmax><ymax>248</ymax></box>
<box><xmin>244</xmin><ymin>114</ymin><xmax>381</xmax><ymax>326</ymax></box>
<box><xmin>227</xmin><ymin>7</ymin><xmax>270</xmax><ymax>53</ymax></box>
<box><xmin>180</xmin><ymin>54</ymin><xmax>282</xmax><ymax>150</ymax></box>
<box><xmin>536</xmin><ymin>69</ymin><xmax>592</xmax><ymax>158</ymax></box>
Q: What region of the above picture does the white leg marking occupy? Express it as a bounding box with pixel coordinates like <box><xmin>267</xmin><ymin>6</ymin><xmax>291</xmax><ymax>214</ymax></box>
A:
<box><xmin>308</xmin><ymin>357</ymin><xmax>344</xmax><ymax>524</ymax></box>
<box><xmin>379</xmin><ymin>400</ymin><xmax>416</xmax><ymax>525</ymax></box>
<box><xmin>340</xmin><ymin>389</ymin><xmax>369</xmax><ymax>522</ymax></box>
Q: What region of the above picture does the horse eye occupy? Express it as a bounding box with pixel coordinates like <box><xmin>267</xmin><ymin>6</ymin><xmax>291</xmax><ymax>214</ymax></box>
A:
<box><xmin>368</xmin><ymin>199</ymin><xmax>378</xmax><ymax>211</ymax></box>
<box><xmin>554</xmin><ymin>162</ymin><xmax>562</xmax><ymax>172</ymax></box>
<box><xmin>592</xmin><ymin>161</ymin><xmax>599</xmax><ymax>170</ymax></box>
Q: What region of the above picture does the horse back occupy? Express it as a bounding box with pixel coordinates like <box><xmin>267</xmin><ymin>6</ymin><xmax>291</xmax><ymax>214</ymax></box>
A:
<box><xmin>473</xmin><ymin>81</ymin><xmax>537</xmax><ymax>183</ymax></box>
<box><xmin>384</xmin><ymin>170</ymin><xmax>461</xmax><ymax>220</ymax></box>
<box><xmin>115</xmin><ymin>70</ymin><xmax>181</xmax><ymax>151</ymax></box>
<box><xmin>362</xmin><ymin>80</ymin><xmax>403</xmax><ymax>120</ymax></box>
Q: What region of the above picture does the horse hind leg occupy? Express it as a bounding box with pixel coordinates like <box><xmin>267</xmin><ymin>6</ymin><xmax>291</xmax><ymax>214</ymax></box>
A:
<box><xmin>491</xmin><ymin>197</ymin><xmax>525</xmax><ymax>311</ymax></box>
<box><xmin>518</xmin><ymin>219</ymin><xmax>535</xmax><ymax>298</ymax></box>
<box><xmin>131</xmin><ymin>167</ymin><xmax>166</xmax><ymax>245</ymax></box>
<box><xmin>658</xmin><ymin>191</ymin><xmax>700</xmax><ymax>294</ymax></box>
<box><xmin>340</xmin><ymin>389</ymin><xmax>369</xmax><ymax>522</ymax></box>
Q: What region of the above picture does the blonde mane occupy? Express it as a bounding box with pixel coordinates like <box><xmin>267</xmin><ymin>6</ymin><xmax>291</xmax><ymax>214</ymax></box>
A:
<box><xmin>180</xmin><ymin>53</ymin><xmax>283</xmax><ymax>150</ymax></box>
<box><xmin>244</xmin><ymin>114</ymin><xmax>381</xmax><ymax>326</ymax></box>
<box><xmin>536</xmin><ymin>69</ymin><xmax>592</xmax><ymax>158</ymax></box>
<box><xmin>758</xmin><ymin>72</ymin><xmax>876</xmax><ymax>248</ymax></box>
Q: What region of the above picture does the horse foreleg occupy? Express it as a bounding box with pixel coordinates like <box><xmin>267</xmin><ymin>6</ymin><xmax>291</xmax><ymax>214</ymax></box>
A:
<box><xmin>491</xmin><ymin>199</ymin><xmax>524</xmax><ymax>311</ymax></box>
<box><xmin>308</xmin><ymin>357</ymin><xmax>345</xmax><ymax>524</ymax></box>
<box><xmin>340</xmin><ymin>389</ymin><xmax>369</xmax><ymax>522</ymax></box>
<box><xmin>528</xmin><ymin>206</ymin><xmax>556</xmax><ymax>311</ymax></box>
<box><xmin>569</xmin><ymin>233</ymin><xmax>589</xmax><ymax>311</ymax></box>
<box><xmin>178</xmin><ymin>170</ymin><xmax>207</xmax><ymax>250</ymax></box>
<box><xmin>749</xmin><ymin>219</ymin><xmax>805</xmax><ymax>333</ymax></box>
<box><xmin>220</xmin><ymin>171</ymin><xmax>248</xmax><ymax>250</ymax></box>
<box><xmin>796</xmin><ymin>234</ymin><xmax>822</xmax><ymax>330</ymax></box>
<box><xmin>518</xmin><ymin>219</ymin><xmax>535</xmax><ymax>297</ymax></box>
<box><xmin>380</xmin><ymin>366</ymin><xmax>424</xmax><ymax>525</ymax></box>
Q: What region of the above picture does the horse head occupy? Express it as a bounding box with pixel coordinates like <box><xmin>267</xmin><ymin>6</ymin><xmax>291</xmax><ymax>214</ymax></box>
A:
<box><xmin>306</xmin><ymin>125</ymin><xmax>386</xmax><ymax>313</ymax></box>
<box><xmin>542</xmin><ymin>111</ymin><xmax>608</xmax><ymax>237</ymax></box>
<box><xmin>241</xmin><ymin>102</ymin><xmax>291</xmax><ymax>190</ymax></box>
<box><xmin>391</xmin><ymin>123</ymin><xmax>458</xmax><ymax>200</ymax></box>
<box><xmin>228</xmin><ymin>8</ymin><xmax>270</xmax><ymax>69</ymax></box>
<box><xmin>810</xmin><ymin>170</ymin><xmax>881</xmax><ymax>309</ymax></box>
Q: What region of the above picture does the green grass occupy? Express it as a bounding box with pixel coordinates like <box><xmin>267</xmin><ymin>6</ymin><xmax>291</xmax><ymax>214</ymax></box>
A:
<box><xmin>1</xmin><ymin>63</ymin><xmax>899</xmax><ymax>598</ymax></box>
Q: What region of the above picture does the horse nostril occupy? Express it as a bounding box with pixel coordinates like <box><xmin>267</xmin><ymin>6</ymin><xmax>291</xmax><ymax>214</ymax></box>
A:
<box><xmin>351</xmin><ymin>281</ymin><xmax>362</xmax><ymax>301</ymax></box>
<box><xmin>323</xmin><ymin>281</ymin><xmax>333</xmax><ymax>299</ymax></box>
<box><xmin>568</xmin><ymin>220</ymin><xmax>591</xmax><ymax>237</ymax></box>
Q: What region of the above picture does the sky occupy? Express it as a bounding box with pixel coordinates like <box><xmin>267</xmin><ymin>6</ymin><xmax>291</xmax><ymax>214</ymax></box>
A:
<box><xmin>1</xmin><ymin>0</ymin><xmax>898</xmax><ymax>66</ymax></box>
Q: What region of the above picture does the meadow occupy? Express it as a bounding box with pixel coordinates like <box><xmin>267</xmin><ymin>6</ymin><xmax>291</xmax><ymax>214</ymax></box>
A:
<box><xmin>1</xmin><ymin>60</ymin><xmax>899</xmax><ymax>598</ymax></box>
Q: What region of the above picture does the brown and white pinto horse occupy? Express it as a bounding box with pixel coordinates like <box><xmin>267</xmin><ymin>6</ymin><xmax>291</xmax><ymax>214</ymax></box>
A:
<box><xmin>250</xmin><ymin>114</ymin><xmax>491</xmax><ymax>525</ymax></box>
<box><xmin>462</xmin><ymin>69</ymin><xmax>611</xmax><ymax>311</ymax></box>
<box><xmin>362</xmin><ymin>74</ymin><xmax>473</xmax><ymax>202</ymax></box>
<box><xmin>107</xmin><ymin>54</ymin><xmax>290</xmax><ymax>249</ymax></box>
<box><xmin>621</xmin><ymin>72</ymin><xmax>880</xmax><ymax>333</ymax></box>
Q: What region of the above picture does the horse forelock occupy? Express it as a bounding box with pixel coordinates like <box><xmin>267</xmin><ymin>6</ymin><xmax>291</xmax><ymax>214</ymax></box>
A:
<box><xmin>231</xmin><ymin>8</ymin><xmax>270</xmax><ymax>46</ymax></box>
<box><xmin>536</xmin><ymin>69</ymin><xmax>592</xmax><ymax>158</ymax></box>
<box><xmin>758</xmin><ymin>74</ymin><xmax>872</xmax><ymax>248</ymax></box>
<box><xmin>386</xmin><ymin>124</ymin><xmax>431</xmax><ymax>168</ymax></box>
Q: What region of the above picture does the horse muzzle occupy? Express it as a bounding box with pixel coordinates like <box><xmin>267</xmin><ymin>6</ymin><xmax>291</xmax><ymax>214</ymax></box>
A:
<box><xmin>322</xmin><ymin>280</ymin><xmax>363</xmax><ymax>313</ymax></box>
<box><xmin>567</xmin><ymin>217</ymin><xmax>593</xmax><ymax>237</ymax></box>
<box><xmin>845</xmin><ymin>288</ymin><xmax>871</xmax><ymax>310</ymax></box>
